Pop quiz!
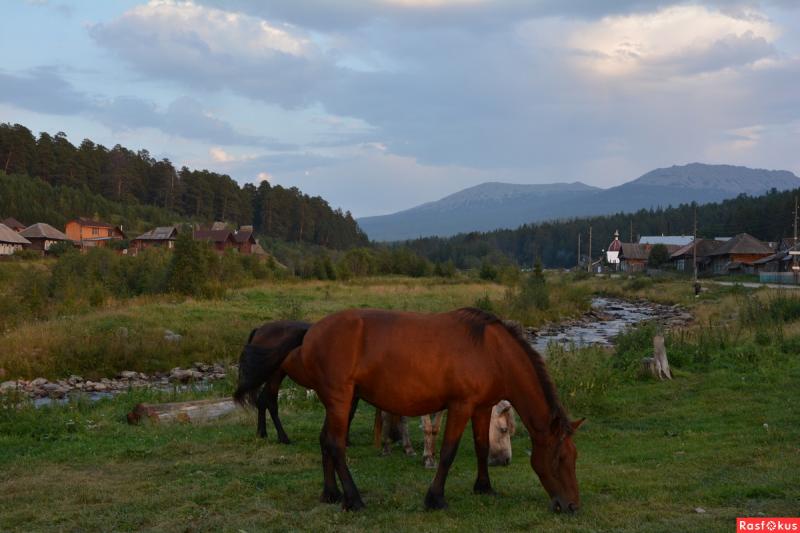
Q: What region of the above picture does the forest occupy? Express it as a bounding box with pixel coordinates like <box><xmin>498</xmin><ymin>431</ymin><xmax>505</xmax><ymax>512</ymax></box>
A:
<box><xmin>0</xmin><ymin>123</ymin><xmax>366</xmax><ymax>249</ymax></box>
<box><xmin>403</xmin><ymin>187</ymin><xmax>800</xmax><ymax>269</ymax></box>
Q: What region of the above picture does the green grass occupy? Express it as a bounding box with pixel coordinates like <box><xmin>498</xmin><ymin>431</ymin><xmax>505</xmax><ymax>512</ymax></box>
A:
<box><xmin>2</xmin><ymin>275</ymin><xmax>799</xmax><ymax>531</ymax></box>
<box><xmin>1</xmin><ymin>358</ymin><xmax>797</xmax><ymax>532</ymax></box>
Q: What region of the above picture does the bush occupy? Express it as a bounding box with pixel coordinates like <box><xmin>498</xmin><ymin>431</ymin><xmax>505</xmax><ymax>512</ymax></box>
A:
<box><xmin>647</xmin><ymin>244</ymin><xmax>670</xmax><ymax>268</ymax></box>
<box><xmin>473</xmin><ymin>293</ymin><xmax>495</xmax><ymax>313</ymax></box>
<box><xmin>479</xmin><ymin>260</ymin><xmax>498</xmax><ymax>281</ymax></box>
<box><xmin>46</xmin><ymin>241</ymin><xmax>74</xmax><ymax>257</ymax></box>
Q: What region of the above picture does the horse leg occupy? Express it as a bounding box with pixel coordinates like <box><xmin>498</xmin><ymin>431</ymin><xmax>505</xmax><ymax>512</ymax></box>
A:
<box><xmin>471</xmin><ymin>407</ymin><xmax>496</xmax><ymax>495</ymax></box>
<box><xmin>255</xmin><ymin>386</ymin><xmax>268</xmax><ymax>439</ymax></box>
<box><xmin>346</xmin><ymin>395</ymin><xmax>359</xmax><ymax>447</ymax></box>
<box><xmin>324</xmin><ymin>399</ymin><xmax>365</xmax><ymax>511</ymax></box>
<box><xmin>266</xmin><ymin>369</ymin><xmax>291</xmax><ymax>444</ymax></box>
<box><xmin>422</xmin><ymin>411</ymin><xmax>444</xmax><ymax>468</ymax></box>
<box><xmin>424</xmin><ymin>407</ymin><xmax>471</xmax><ymax>510</ymax></box>
<box><xmin>400</xmin><ymin>417</ymin><xmax>416</xmax><ymax>456</ymax></box>
<box><xmin>381</xmin><ymin>411</ymin><xmax>393</xmax><ymax>456</ymax></box>
<box><xmin>319</xmin><ymin>420</ymin><xmax>342</xmax><ymax>504</ymax></box>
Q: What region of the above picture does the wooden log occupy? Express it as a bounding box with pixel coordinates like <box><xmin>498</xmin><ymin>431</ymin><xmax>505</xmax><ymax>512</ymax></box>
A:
<box><xmin>639</xmin><ymin>335</ymin><xmax>672</xmax><ymax>380</ymax></box>
<box><xmin>127</xmin><ymin>398</ymin><xmax>236</xmax><ymax>425</ymax></box>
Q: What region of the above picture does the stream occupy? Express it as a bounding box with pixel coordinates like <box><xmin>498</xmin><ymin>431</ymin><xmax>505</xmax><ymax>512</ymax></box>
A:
<box><xmin>530</xmin><ymin>297</ymin><xmax>692</xmax><ymax>354</ymax></box>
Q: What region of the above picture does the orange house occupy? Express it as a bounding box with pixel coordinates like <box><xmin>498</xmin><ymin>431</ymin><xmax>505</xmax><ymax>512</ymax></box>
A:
<box><xmin>65</xmin><ymin>217</ymin><xmax>126</xmax><ymax>248</ymax></box>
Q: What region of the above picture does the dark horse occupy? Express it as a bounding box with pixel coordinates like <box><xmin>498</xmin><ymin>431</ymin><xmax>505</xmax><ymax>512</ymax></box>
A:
<box><xmin>264</xmin><ymin>307</ymin><xmax>584</xmax><ymax>513</ymax></box>
<box><xmin>234</xmin><ymin>320</ymin><xmax>360</xmax><ymax>444</ymax></box>
<box><xmin>234</xmin><ymin>320</ymin><xmax>312</xmax><ymax>444</ymax></box>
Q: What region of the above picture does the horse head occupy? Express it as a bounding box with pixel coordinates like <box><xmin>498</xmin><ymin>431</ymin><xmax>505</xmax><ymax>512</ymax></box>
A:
<box><xmin>530</xmin><ymin>417</ymin><xmax>584</xmax><ymax>513</ymax></box>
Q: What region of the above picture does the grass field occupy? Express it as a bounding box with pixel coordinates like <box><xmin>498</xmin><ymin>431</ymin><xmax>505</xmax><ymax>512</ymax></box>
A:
<box><xmin>1</xmin><ymin>275</ymin><xmax>799</xmax><ymax>532</ymax></box>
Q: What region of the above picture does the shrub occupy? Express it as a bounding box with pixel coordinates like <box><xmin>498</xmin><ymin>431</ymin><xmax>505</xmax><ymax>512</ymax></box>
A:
<box><xmin>647</xmin><ymin>244</ymin><xmax>670</xmax><ymax>268</ymax></box>
<box><xmin>479</xmin><ymin>260</ymin><xmax>498</xmax><ymax>281</ymax></box>
<box><xmin>46</xmin><ymin>241</ymin><xmax>73</xmax><ymax>257</ymax></box>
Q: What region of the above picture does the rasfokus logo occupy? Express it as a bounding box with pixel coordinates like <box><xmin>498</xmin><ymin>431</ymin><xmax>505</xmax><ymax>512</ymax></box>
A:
<box><xmin>738</xmin><ymin>518</ymin><xmax>800</xmax><ymax>532</ymax></box>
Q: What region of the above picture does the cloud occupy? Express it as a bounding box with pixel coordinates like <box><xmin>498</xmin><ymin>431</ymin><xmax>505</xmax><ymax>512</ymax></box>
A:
<box><xmin>567</xmin><ymin>5</ymin><xmax>778</xmax><ymax>76</ymax></box>
<box><xmin>0</xmin><ymin>67</ymin><xmax>92</xmax><ymax>114</ymax></box>
<box><xmin>0</xmin><ymin>68</ymin><xmax>284</xmax><ymax>147</ymax></box>
<box><xmin>89</xmin><ymin>0</ymin><xmax>333</xmax><ymax>108</ymax></box>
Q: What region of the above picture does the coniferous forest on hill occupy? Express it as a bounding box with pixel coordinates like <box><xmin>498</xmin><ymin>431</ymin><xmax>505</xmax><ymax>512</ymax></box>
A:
<box><xmin>0</xmin><ymin>123</ymin><xmax>367</xmax><ymax>249</ymax></box>
<box><xmin>403</xmin><ymin>187</ymin><xmax>800</xmax><ymax>269</ymax></box>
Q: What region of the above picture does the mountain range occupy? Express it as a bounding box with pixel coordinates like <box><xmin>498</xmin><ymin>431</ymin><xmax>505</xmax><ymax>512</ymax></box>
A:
<box><xmin>358</xmin><ymin>163</ymin><xmax>800</xmax><ymax>241</ymax></box>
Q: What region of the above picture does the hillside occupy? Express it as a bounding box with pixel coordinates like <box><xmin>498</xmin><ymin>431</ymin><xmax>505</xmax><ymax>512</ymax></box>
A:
<box><xmin>359</xmin><ymin>163</ymin><xmax>800</xmax><ymax>241</ymax></box>
<box><xmin>404</xmin><ymin>186</ymin><xmax>800</xmax><ymax>269</ymax></box>
<box><xmin>0</xmin><ymin>123</ymin><xmax>367</xmax><ymax>249</ymax></box>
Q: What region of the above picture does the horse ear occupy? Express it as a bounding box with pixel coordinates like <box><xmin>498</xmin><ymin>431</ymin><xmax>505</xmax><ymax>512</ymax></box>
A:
<box><xmin>571</xmin><ymin>418</ymin><xmax>586</xmax><ymax>431</ymax></box>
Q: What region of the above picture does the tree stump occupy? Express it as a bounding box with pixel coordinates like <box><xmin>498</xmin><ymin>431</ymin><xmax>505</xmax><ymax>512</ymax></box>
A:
<box><xmin>127</xmin><ymin>398</ymin><xmax>236</xmax><ymax>425</ymax></box>
<box><xmin>640</xmin><ymin>335</ymin><xmax>672</xmax><ymax>380</ymax></box>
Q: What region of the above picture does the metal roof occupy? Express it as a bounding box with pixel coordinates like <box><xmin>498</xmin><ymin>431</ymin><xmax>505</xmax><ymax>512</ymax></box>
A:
<box><xmin>133</xmin><ymin>226</ymin><xmax>178</xmax><ymax>241</ymax></box>
<box><xmin>638</xmin><ymin>235</ymin><xmax>694</xmax><ymax>246</ymax></box>
<box><xmin>0</xmin><ymin>223</ymin><xmax>31</xmax><ymax>245</ymax></box>
<box><xmin>20</xmin><ymin>223</ymin><xmax>68</xmax><ymax>241</ymax></box>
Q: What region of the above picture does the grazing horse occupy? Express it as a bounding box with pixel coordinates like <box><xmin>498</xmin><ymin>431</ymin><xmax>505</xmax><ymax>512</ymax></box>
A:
<box><xmin>234</xmin><ymin>320</ymin><xmax>360</xmax><ymax>444</ymax></box>
<box><xmin>235</xmin><ymin>320</ymin><xmax>312</xmax><ymax>443</ymax></box>
<box><xmin>420</xmin><ymin>402</ymin><xmax>515</xmax><ymax>469</ymax></box>
<box><xmin>275</xmin><ymin>307</ymin><xmax>583</xmax><ymax>512</ymax></box>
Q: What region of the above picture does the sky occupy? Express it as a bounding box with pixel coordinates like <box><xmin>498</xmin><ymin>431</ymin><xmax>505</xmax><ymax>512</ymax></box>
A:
<box><xmin>2</xmin><ymin>0</ymin><xmax>799</xmax><ymax>217</ymax></box>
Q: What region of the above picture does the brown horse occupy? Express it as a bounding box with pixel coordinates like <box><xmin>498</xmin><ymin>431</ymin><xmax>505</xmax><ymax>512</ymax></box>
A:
<box><xmin>279</xmin><ymin>307</ymin><xmax>584</xmax><ymax>512</ymax></box>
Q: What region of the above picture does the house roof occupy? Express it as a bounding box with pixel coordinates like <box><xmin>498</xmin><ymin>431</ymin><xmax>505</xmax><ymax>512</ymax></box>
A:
<box><xmin>620</xmin><ymin>242</ymin><xmax>650</xmax><ymax>260</ymax></box>
<box><xmin>133</xmin><ymin>226</ymin><xmax>178</xmax><ymax>241</ymax></box>
<box><xmin>708</xmin><ymin>233</ymin><xmax>773</xmax><ymax>257</ymax></box>
<box><xmin>639</xmin><ymin>235</ymin><xmax>694</xmax><ymax>246</ymax></box>
<box><xmin>0</xmin><ymin>223</ymin><xmax>31</xmax><ymax>245</ymax></box>
<box><xmin>670</xmin><ymin>238</ymin><xmax>724</xmax><ymax>259</ymax></box>
<box><xmin>234</xmin><ymin>230</ymin><xmax>255</xmax><ymax>244</ymax></box>
<box><xmin>193</xmin><ymin>229</ymin><xmax>234</xmax><ymax>243</ymax></box>
<box><xmin>20</xmin><ymin>223</ymin><xmax>68</xmax><ymax>241</ymax></box>
<box><xmin>2</xmin><ymin>217</ymin><xmax>26</xmax><ymax>231</ymax></box>
<box><xmin>210</xmin><ymin>221</ymin><xmax>230</xmax><ymax>231</ymax></box>
<box><xmin>71</xmin><ymin>217</ymin><xmax>114</xmax><ymax>228</ymax></box>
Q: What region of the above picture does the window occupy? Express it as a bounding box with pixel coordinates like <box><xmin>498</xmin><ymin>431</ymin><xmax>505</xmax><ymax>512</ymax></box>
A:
<box><xmin>107</xmin><ymin>229</ymin><xmax>112</xmax><ymax>237</ymax></box>
<box><xmin>92</xmin><ymin>228</ymin><xmax>99</xmax><ymax>236</ymax></box>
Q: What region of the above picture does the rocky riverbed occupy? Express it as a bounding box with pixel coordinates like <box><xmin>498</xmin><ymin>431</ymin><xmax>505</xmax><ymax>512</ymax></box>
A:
<box><xmin>530</xmin><ymin>296</ymin><xmax>693</xmax><ymax>353</ymax></box>
<box><xmin>0</xmin><ymin>362</ymin><xmax>232</xmax><ymax>406</ymax></box>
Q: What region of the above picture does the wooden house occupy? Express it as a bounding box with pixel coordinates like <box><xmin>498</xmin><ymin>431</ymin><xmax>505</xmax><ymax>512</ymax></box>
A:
<box><xmin>707</xmin><ymin>233</ymin><xmax>773</xmax><ymax>274</ymax></box>
<box><xmin>1</xmin><ymin>217</ymin><xmax>26</xmax><ymax>232</ymax></box>
<box><xmin>65</xmin><ymin>218</ymin><xmax>126</xmax><ymax>248</ymax></box>
<box><xmin>669</xmin><ymin>238</ymin><xmax>724</xmax><ymax>274</ymax></box>
<box><xmin>605</xmin><ymin>231</ymin><xmax>681</xmax><ymax>272</ymax></box>
<box><xmin>0</xmin><ymin>223</ymin><xmax>31</xmax><ymax>255</ymax></box>
<box><xmin>131</xmin><ymin>226</ymin><xmax>178</xmax><ymax>253</ymax></box>
<box><xmin>234</xmin><ymin>229</ymin><xmax>256</xmax><ymax>254</ymax></box>
<box><xmin>19</xmin><ymin>223</ymin><xmax>70</xmax><ymax>253</ymax></box>
<box><xmin>193</xmin><ymin>229</ymin><xmax>237</xmax><ymax>252</ymax></box>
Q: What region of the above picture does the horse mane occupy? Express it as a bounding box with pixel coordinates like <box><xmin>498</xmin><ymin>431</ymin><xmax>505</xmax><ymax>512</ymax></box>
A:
<box><xmin>454</xmin><ymin>307</ymin><xmax>572</xmax><ymax>435</ymax></box>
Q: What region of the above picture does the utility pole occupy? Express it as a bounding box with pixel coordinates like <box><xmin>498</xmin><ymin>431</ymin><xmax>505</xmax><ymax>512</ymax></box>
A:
<box><xmin>588</xmin><ymin>226</ymin><xmax>592</xmax><ymax>273</ymax></box>
<box><xmin>693</xmin><ymin>206</ymin><xmax>698</xmax><ymax>284</ymax></box>
<box><xmin>577</xmin><ymin>233</ymin><xmax>581</xmax><ymax>270</ymax></box>
<box><xmin>793</xmin><ymin>197</ymin><xmax>799</xmax><ymax>283</ymax></box>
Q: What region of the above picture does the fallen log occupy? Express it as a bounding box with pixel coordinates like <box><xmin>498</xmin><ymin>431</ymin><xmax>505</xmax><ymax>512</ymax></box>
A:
<box><xmin>127</xmin><ymin>398</ymin><xmax>236</xmax><ymax>425</ymax></box>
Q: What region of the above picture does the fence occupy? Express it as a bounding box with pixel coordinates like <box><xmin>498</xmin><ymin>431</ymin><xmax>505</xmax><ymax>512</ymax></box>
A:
<box><xmin>759</xmin><ymin>272</ymin><xmax>800</xmax><ymax>285</ymax></box>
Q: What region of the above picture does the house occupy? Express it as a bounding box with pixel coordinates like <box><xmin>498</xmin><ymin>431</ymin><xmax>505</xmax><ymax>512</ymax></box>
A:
<box><xmin>1</xmin><ymin>217</ymin><xmax>26</xmax><ymax>232</ymax></box>
<box><xmin>707</xmin><ymin>233</ymin><xmax>773</xmax><ymax>274</ymax></box>
<box><xmin>193</xmin><ymin>229</ymin><xmax>237</xmax><ymax>252</ymax></box>
<box><xmin>0</xmin><ymin>223</ymin><xmax>31</xmax><ymax>255</ymax></box>
<box><xmin>605</xmin><ymin>230</ymin><xmax>680</xmax><ymax>272</ymax></box>
<box><xmin>131</xmin><ymin>226</ymin><xmax>178</xmax><ymax>253</ymax></box>
<box><xmin>234</xmin><ymin>229</ymin><xmax>257</xmax><ymax>254</ymax></box>
<box><xmin>669</xmin><ymin>238</ymin><xmax>724</xmax><ymax>274</ymax></box>
<box><xmin>65</xmin><ymin>218</ymin><xmax>126</xmax><ymax>248</ymax></box>
<box><xmin>19</xmin><ymin>223</ymin><xmax>70</xmax><ymax>253</ymax></box>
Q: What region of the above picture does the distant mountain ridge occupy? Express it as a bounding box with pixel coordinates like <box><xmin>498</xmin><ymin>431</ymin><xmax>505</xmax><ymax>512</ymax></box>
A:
<box><xmin>358</xmin><ymin>163</ymin><xmax>800</xmax><ymax>241</ymax></box>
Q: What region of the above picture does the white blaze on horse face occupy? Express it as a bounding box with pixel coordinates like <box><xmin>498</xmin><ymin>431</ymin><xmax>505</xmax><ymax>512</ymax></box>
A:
<box><xmin>488</xmin><ymin>400</ymin><xmax>516</xmax><ymax>466</ymax></box>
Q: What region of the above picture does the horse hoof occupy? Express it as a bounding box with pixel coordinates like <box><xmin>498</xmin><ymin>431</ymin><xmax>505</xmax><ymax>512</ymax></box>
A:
<box><xmin>343</xmin><ymin>498</ymin><xmax>365</xmax><ymax>512</ymax></box>
<box><xmin>278</xmin><ymin>436</ymin><xmax>291</xmax><ymax>445</ymax></box>
<box><xmin>320</xmin><ymin>490</ymin><xmax>342</xmax><ymax>504</ymax></box>
<box><xmin>473</xmin><ymin>482</ymin><xmax>497</xmax><ymax>496</ymax></box>
<box><xmin>424</xmin><ymin>491</ymin><xmax>448</xmax><ymax>510</ymax></box>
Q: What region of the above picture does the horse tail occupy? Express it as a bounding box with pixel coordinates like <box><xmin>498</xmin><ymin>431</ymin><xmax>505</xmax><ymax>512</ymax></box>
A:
<box><xmin>233</xmin><ymin>327</ymin><xmax>308</xmax><ymax>406</ymax></box>
<box><xmin>373</xmin><ymin>408</ymin><xmax>383</xmax><ymax>449</ymax></box>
